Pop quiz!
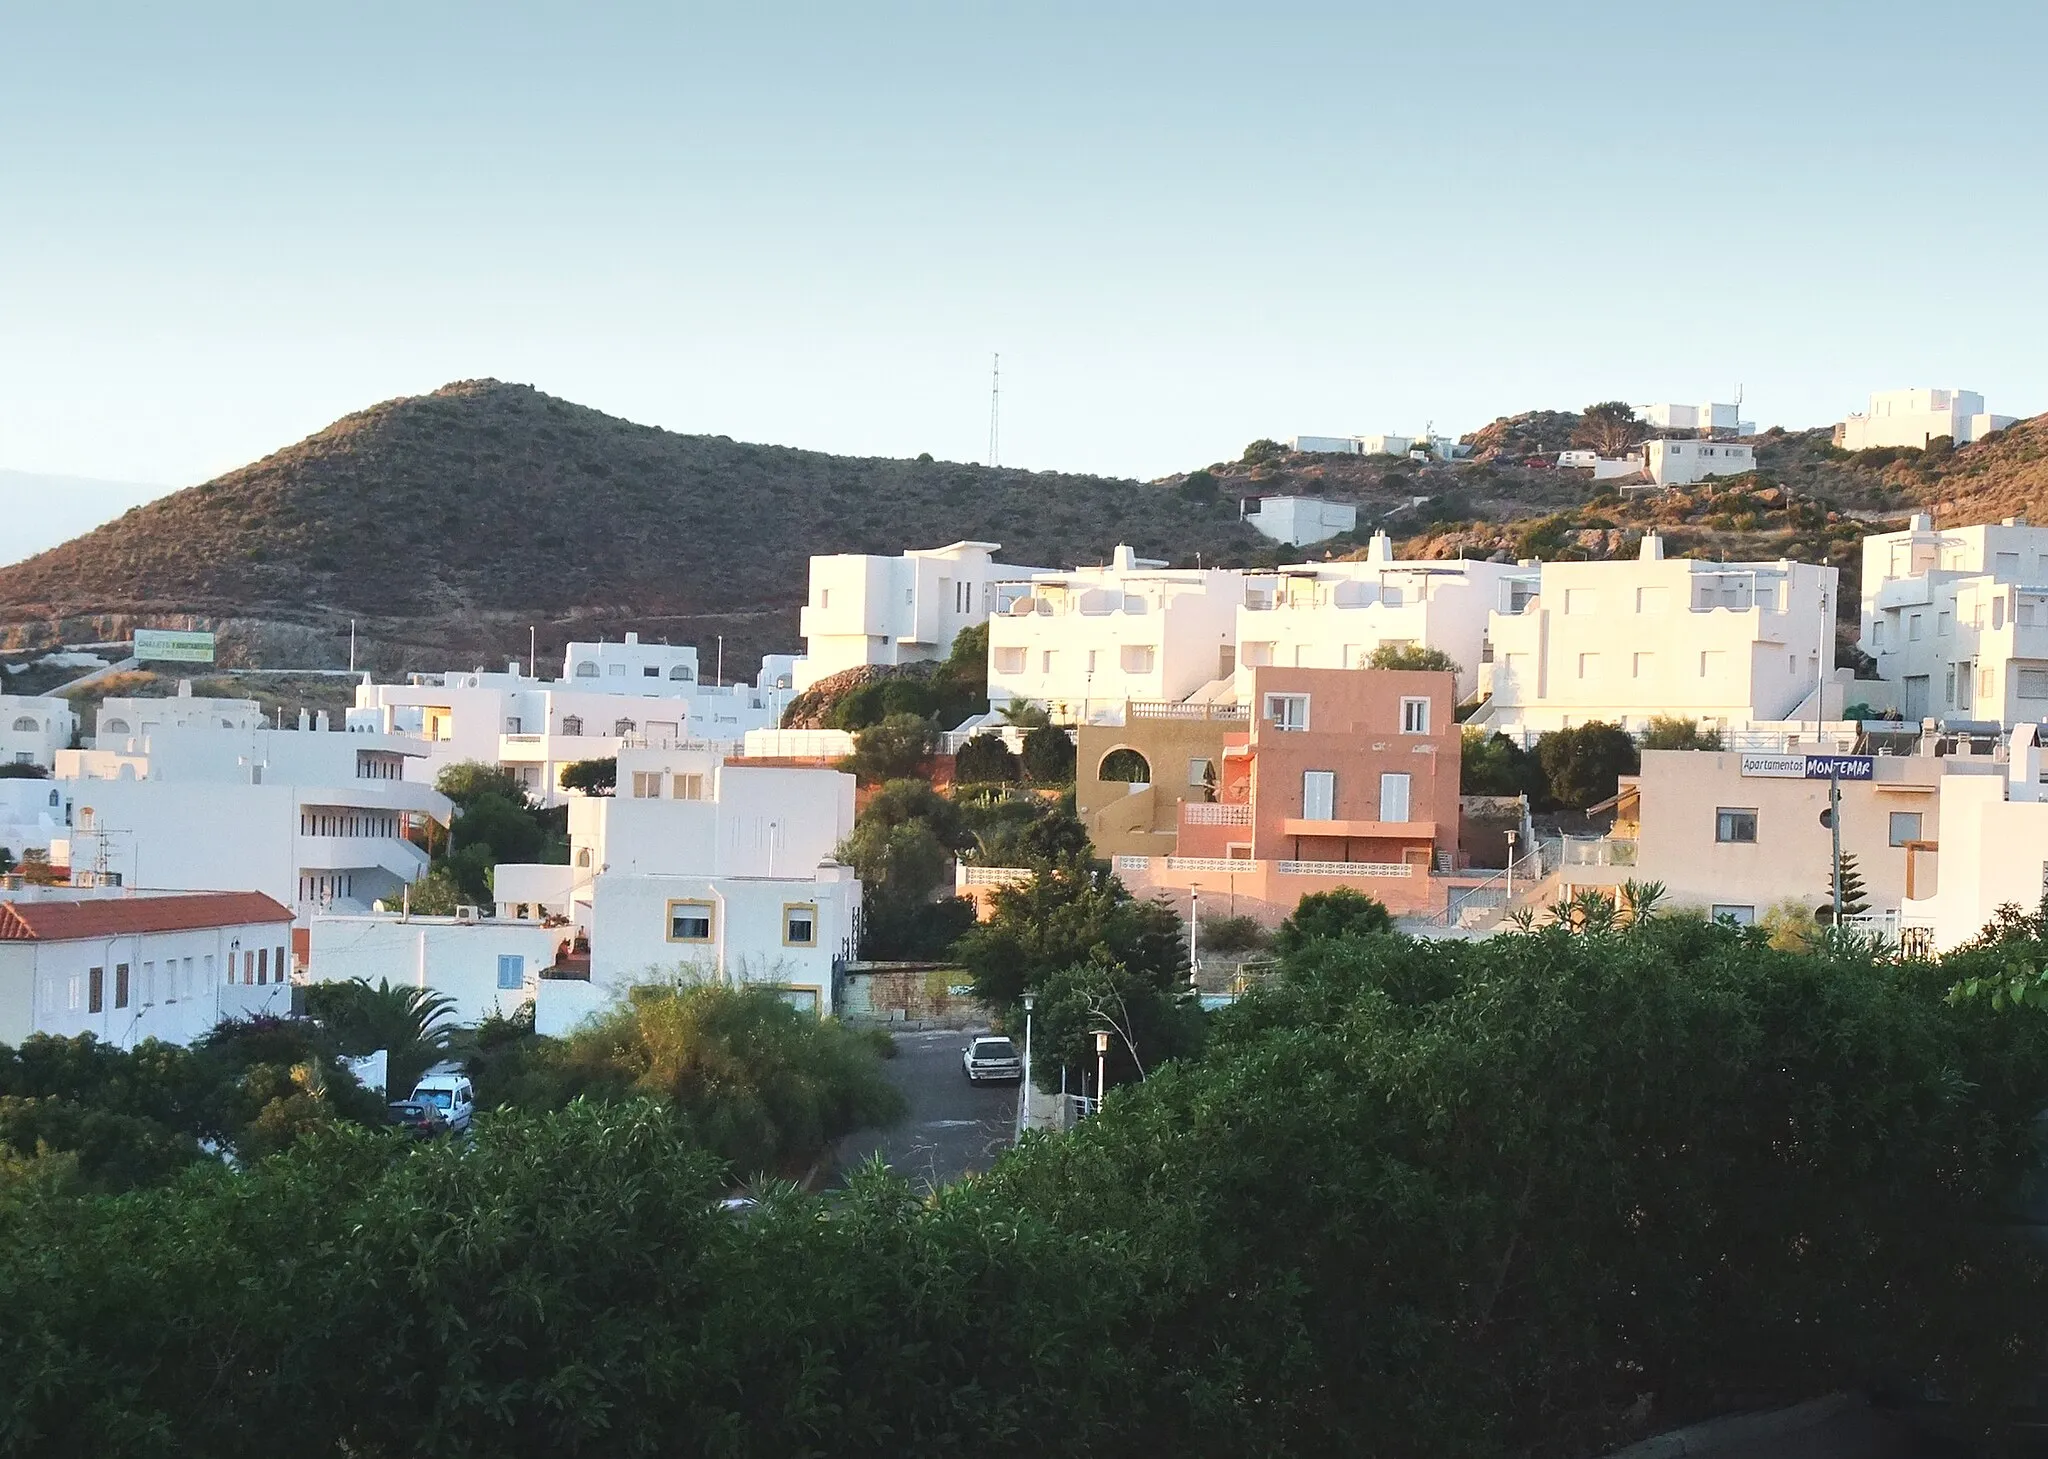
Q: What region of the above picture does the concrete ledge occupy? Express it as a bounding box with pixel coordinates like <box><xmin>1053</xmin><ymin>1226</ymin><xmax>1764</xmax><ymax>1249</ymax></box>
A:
<box><xmin>1604</xmin><ymin>1394</ymin><xmax>1910</xmax><ymax>1459</ymax></box>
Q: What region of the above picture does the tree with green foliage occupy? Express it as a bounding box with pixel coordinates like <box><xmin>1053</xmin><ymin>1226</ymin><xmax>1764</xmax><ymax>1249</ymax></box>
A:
<box><xmin>558</xmin><ymin>757</ymin><xmax>616</xmax><ymax>796</ymax></box>
<box><xmin>1020</xmin><ymin>723</ymin><xmax>1076</xmax><ymax>785</ymax></box>
<box><xmin>951</xmin><ymin>732</ymin><xmax>1019</xmax><ymax>784</ymax></box>
<box><xmin>1028</xmin><ymin>958</ymin><xmax>1205</xmax><ymax>1094</ymax></box>
<box><xmin>954</xmin><ymin>860</ymin><xmax>1186</xmax><ymax>1013</ymax></box>
<box><xmin>0</xmin><ymin>762</ymin><xmax>49</xmax><ymax>779</ymax></box>
<box><xmin>1096</xmin><ymin>747</ymin><xmax>1150</xmax><ymax>783</ymax></box>
<box><xmin>1241</xmin><ymin>438</ymin><xmax>1287</xmax><ymax>466</ymax></box>
<box><xmin>1535</xmin><ymin>721</ymin><xmax>1640</xmax><ymax>810</ymax></box>
<box><xmin>838</xmin><ymin>779</ymin><xmax>976</xmax><ymax>959</ymax></box>
<box><xmin>1817</xmin><ymin>850</ymin><xmax>1870</xmax><ymax>922</ymax></box>
<box><xmin>451</xmin><ymin>792</ymin><xmax>544</xmax><ymax>865</ymax></box>
<box><xmin>301</xmin><ymin>978</ymin><xmax>459</xmax><ymax>1100</ymax></box>
<box><xmin>1365</xmin><ymin>642</ymin><xmax>1462</xmax><ymax>677</ymax></box>
<box><xmin>996</xmin><ymin>696</ymin><xmax>1052</xmax><ymax>729</ymax></box>
<box><xmin>1272</xmin><ymin>887</ymin><xmax>1394</xmax><ymax>954</ymax></box>
<box><xmin>1176</xmin><ymin>469</ymin><xmax>1222</xmax><ymax>508</ymax></box>
<box><xmin>1639</xmin><ymin>716</ymin><xmax>1722</xmax><ymax>751</ymax></box>
<box><xmin>840</xmin><ymin>713</ymin><xmax>938</xmax><ymax>785</ymax></box>
<box><xmin>466</xmin><ymin>983</ymin><xmax>904</xmax><ymax>1171</ymax></box>
<box><xmin>435</xmin><ymin>760</ymin><xmax>532</xmax><ymax>812</ymax></box>
<box><xmin>1460</xmin><ymin>729</ymin><xmax>1545</xmax><ymax>800</ymax></box>
<box><xmin>1572</xmin><ymin>400</ymin><xmax>1647</xmax><ymax>456</ymax></box>
<box><xmin>963</xmin><ymin>791</ymin><xmax>1091</xmax><ymax>869</ymax></box>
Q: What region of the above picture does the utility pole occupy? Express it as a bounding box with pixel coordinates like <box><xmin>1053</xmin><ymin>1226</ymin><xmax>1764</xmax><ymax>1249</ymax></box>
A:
<box><xmin>988</xmin><ymin>352</ymin><xmax>1000</xmax><ymax>468</ymax></box>
<box><xmin>1829</xmin><ymin>767</ymin><xmax>1843</xmax><ymax>927</ymax></box>
<box><xmin>348</xmin><ymin>619</ymin><xmax>356</xmax><ymax>673</ymax></box>
<box><xmin>716</xmin><ymin>635</ymin><xmax>724</xmax><ymax>689</ymax></box>
<box><xmin>529</xmin><ymin>625</ymin><xmax>536</xmax><ymax>678</ymax></box>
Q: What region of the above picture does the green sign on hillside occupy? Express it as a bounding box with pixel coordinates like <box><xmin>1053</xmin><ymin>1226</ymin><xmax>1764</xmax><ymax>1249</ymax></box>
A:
<box><xmin>134</xmin><ymin>629</ymin><xmax>216</xmax><ymax>664</ymax></box>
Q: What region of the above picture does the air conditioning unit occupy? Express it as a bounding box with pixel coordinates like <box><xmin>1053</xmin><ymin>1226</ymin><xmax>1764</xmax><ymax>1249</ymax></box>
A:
<box><xmin>455</xmin><ymin>905</ymin><xmax>481</xmax><ymax>924</ymax></box>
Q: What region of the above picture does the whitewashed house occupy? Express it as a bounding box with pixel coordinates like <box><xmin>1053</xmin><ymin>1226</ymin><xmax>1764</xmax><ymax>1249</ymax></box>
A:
<box><xmin>1242</xmin><ymin>496</ymin><xmax>1357</xmax><ymax>548</ymax></box>
<box><xmin>0</xmin><ymin>888</ymin><xmax>295</xmax><ymax>1048</ymax></box>
<box><xmin>93</xmin><ymin>683</ymin><xmax>264</xmax><ymax>747</ymax></box>
<box><xmin>0</xmin><ymin>695</ymin><xmax>77</xmax><ymax>770</ymax></box>
<box><xmin>1859</xmin><ymin>513</ymin><xmax>2048</xmax><ymax>725</ymax></box>
<box><xmin>350</xmin><ymin>633</ymin><xmax>791</xmax><ymax>806</ymax></box>
<box><xmin>1635</xmin><ymin>401</ymin><xmax>1754</xmax><ymax>436</ymax></box>
<box><xmin>793</xmin><ymin>541</ymin><xmax>1049</xmax><ymax>691</ymax></box>
<box><xmin>1839</xmin><ymin>389</ymin><xmax>2016</xmax><ymax>452</ymax></box>
<box><xmin>1469</xmin><ymin>533</ymin><xmax>1838</xmax><ymax>738</ymax></box>
<box><xmin>0</xmin><ymin>777</ymin><xmax>68</xmax><ymax>862</ymax></box>
<box><xmin>51</xmin><ymin>721</ymin><xmax>451</xmax><ymax>922</ymax></box>
<box><xmin>304</xmin><ymin>913</ymin><xmax>559</xmax><ymax>1027</ymax></box>
<box><xmin>985</xmin><ymin>545</ymin><xmax>1245</xmax><ymax>724</ymax></box>
<box><xmin>1901</xmin><ymin>727</ymin><xmax>2048</xmax><ymax>953</ymax></box>
<box><xmin>1236</xmin><ymin>532</ymin><xmax>1518</xmax><ymax>703</ymax></box>
<box><xmin>493</xmin><ymin>743</ymin><xmax>860</xmax><ymax>1031</ymax></box>
<box><xmin>1643</xmin><ymin>439</ymin><xmax>1756</xmax><ymax>487</ymax></box>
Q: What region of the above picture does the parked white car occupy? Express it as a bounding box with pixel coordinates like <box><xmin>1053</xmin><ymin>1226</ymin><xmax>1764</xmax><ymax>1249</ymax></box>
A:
<box><xmin>961</xmin><ymin>1036</ymin><xmax>1022</xmax><ymax>1083</ymax></box>
<box><xmin>409</xmin><ymin>1074</ymin><xmax>477</xmax><ymax>1134</ymax></box>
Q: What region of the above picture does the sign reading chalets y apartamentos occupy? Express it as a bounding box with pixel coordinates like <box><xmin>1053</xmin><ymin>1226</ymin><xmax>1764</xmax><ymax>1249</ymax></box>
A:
<box><xmin>133</xmin><ymin>629</ymin><xmax>217</xmax><ymax>664</ymax></box>
<box><xmin>1739</xmin><ymin>753</ymin><xmax>1874</xmax><ymax>781</ymax></box>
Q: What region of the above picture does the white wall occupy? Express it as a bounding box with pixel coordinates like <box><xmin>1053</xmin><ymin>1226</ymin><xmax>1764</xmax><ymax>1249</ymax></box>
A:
<box><xmin>1840</xmin><ymin>388</ymin><xmax>2012</xmax><ymax>451</ymax></box>
<box><xmin>794</xmin><ymin>541</ymin><xmax>1047</xmax><ymax>690</ymax></box>
<box><xmin>305</xmin><ymin>915</ymin><xmax>558</xmax><ymax>1026</ymax></box>
<box><xmin>0</xmin><ymin>695</ymin><xmax>77</xmax><ymax>769</ymax></box>
<box><xmin>0</xmin><ymin>913</ymin><xmax>292</xmax><ymax>1049</ymax></box>
<box><xmin>1644</xmin><ymin>440</ymin><xmax>1755</xmax><ymax>487</ymax></box>
<box><xmin>1244</xmin><ymin>496</ymin><xmax>1358</xmax><ymax>548</ymax></box>
<box><xmin>94</xmin><ymin>686</ymin><xmax>263</xmax><ymax>747</ymax></box>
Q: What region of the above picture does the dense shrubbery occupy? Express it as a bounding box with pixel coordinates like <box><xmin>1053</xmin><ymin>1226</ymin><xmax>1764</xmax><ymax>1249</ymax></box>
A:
<box><xmin>6</xmin><ymin>918</ymin><xmax>2047</xmax><ymax>1454</ymax></box>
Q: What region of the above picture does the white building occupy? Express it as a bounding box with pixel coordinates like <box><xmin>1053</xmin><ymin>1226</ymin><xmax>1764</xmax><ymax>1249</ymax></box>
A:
<box><xmin>1635</xmin><ymin>402</ymin><xmax>1755</xmax><ymax>436</ymax></box>
<box><xmin>304</xmin><ymin>912</ymin><xmax>559</xmax><ymax>1027</ymax></box>
<box><xmin>1643</xmin><ymin>439</ymin><xmax>1756</xmax><ymax>487</ymax></box>
<box><xmin>94</xmin><ymin>683</ymin><xmax>264</xmax><ymax>747</ymax></box>
<box><xmin>1901</xmin><ymin>727</ymin><xmax>2048</xmax><ymax>953</ymax></box>
<box><xmin>0</xmin><ymin>778</ymin><xmax>67</xmax><ymax>861</ymax></box>
<box><xmin>1839</xmin><ymin>388</ymin><xmax>2016</xmax><ymax>452</ymax></box>
<box><xmin>0</xmin><ymin>695</ymin><xmax>77</xmax><ymax>770</ymax></box>
<box><xmin>1286</xmin><ymin>433</ymin><xmax>1449</xmax><ymax>458</ymax></box>
<box><xmin>1236</xmin><ymin>532</ymin><xmax>1520</xmax><ymax>703</ymax></box>
<box><xmin>986</xmin><ymin>545</ymin><xmax>1245</xmax><ymax>724</ymax></box>
<box><xmin>1242</xmin><ymin>496</ymin><xmax>1358</xmax><ymax>548</ymax></box>
<box><xmin>1859</xmin><ymin>513</ymin><xmax>2048</xmax><ymax>724</ymax></box>
<box><xmin>50</xmin><ymin>722</ymin><xmax>450</xmax><ymax>923</ymax></box>
<box><xmin>793</xmin><ymin>541</ymin><xmax>1047</xmax><ymax>691</ymax></box>
<box><xmin>0</xmin><ymin>888</ymin><xmax>295</xmax><ymax>1048</ymax></box>
<box><xmin>1470</xmin><ymin>533</ymin><xmax>1839</xmax><ymax>737</ymax></box>
<box><xmin>350</xmin><ymin>633</ymin><xmax>790</xmax><ymax>806</ymax></box>
<box><xmin>1557</xmin><ymin>450</ymin><xmax>1646</xmax><ymax>482</ymax></box>
<box><xmin>493</xmin><ymin>742</ymin><xmax>860</xmax><ymax>1030</ymax></box>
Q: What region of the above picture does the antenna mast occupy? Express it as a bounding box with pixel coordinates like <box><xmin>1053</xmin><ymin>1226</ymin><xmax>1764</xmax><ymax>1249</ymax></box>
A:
<box><xmin>988</xmin><ymin>352</ymin><xmax>1000</xmax><ymax>468</ymax></box>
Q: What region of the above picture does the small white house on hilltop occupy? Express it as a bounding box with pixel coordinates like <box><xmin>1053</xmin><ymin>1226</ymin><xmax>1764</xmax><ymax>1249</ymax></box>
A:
<box><xmin>94</xmin><ymin>682</ymin><xmax>264</xmax><ymax>747</ymax></box>
<box><xmin>1635</xmin><ymin>401</ymin><xmax>1754</xmax><ymax>436</ymax></box>
<box><xmin>1242</xmin><ymin>496</ymin><xmax>1357</xmax><ymax>548</ymax></box>
<box><xmin>1839</xmin><ymin>388</ymin><xmax>2015</xmax><ymax>452</ymax></box>
<box><xmin>1644</xmin><ymin>439</ymin><xmax>1755</xmax><ymax>488</ymax></box>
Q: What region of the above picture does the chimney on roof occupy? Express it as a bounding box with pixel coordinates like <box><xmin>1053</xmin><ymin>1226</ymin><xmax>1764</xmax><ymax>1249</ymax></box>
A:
<box><xmin>1367</xmin><ymin>530</ymin><xmax>1394</xmax><ymax>563</ymax></box>
<box><xmin>297</xmin><ymin>708</ymin><xmax>310</xmax><ymax>731</ymax></box>
<box><xmin>1910</xmin><ymin>512</ymin><xmax>1933</xmax><ymax>531</ymax></box>
<box><xmin>1640</xmin><ymin>533</ymin><xmax>1665</xmax><ymax>561</ymax></box>
<box><xmin>177</xmin><ymin>680</ymin><xmax>193</xmax><ymax>698</ymax></box>
<box><xmin>625</xmin><ymin>631</ymin><xmax>641</xmax><ymax>645</ymax></box>
<box><xmin>1112</xmin><ymin>544</ymin><xmax>1136</xmax><ymax>571</ymax></box>
<box><xmin>315</xmin><ymin>711</ymin><xmax>330</xmax><ymax>732</ymax></box>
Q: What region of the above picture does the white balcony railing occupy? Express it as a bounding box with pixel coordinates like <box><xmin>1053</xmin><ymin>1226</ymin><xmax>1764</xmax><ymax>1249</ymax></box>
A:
<box><xmin>1113</xmin><ymin>854</ymin><xmax>1153</xmax><ymax>873</ymax></box>
<box><xmin>1559</xmin><ymin>836</ymin><xmax>1637</xmax><ymax>867</ymax></box>
<box><xmin>1164</xmin><ymin>856</ymin><xmax>1249</xmax><ymax>874</ymax></box>
<box><xmin>1182</xmin><ymin>801</ymin><xmax>1252</xmax><ymax>825</ymax></box>
<box><xmin>958</xmin><ymin>865</ymin><xmax>1034</xmax><ymax>889</ymax></box>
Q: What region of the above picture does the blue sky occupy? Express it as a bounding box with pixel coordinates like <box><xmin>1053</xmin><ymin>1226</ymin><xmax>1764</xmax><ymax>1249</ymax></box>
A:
<box><xmin>3</xmin><ymin>0</ymin><xmax>2044</xmax><ymax>502</ymax></box>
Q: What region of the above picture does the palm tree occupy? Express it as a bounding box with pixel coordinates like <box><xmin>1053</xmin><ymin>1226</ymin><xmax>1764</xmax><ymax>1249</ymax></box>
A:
<box><xmin>304</xmin><ymin>978</ymin><xmax>458</xmax><ymax>1098</ymax></box>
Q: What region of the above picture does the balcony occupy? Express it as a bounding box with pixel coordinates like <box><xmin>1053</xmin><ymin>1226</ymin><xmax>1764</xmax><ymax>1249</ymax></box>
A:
<box><xmin>1559</xmin><ymin>835</ymin><xmax>1636</xmax><ymax>867</ymax></box>
<box><xmin>1276</xmin><ymin>859</ymin><xmax>1412</xmax><ymax>878</ymax></box>
<box><xmin>1128</xmin><ymin>702</ymin><xmax>1248</xmax><ymax>722</ymax></box>
<box><xmin>1279</xmin><ymin>817</ymin><xmax>1436</xmax><ymax>840</ymax></box>
<box><xmin>1182</xmin><ymin>801</ymin><xmax>1251</xmax><ymax>826</ymax></box>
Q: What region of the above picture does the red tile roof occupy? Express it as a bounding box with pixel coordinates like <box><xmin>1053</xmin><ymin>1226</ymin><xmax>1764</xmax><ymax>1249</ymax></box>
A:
<box><xmin>0</xmin><ymin>892</ymin><xmax>294</xmax><ymax>943</ymax></box>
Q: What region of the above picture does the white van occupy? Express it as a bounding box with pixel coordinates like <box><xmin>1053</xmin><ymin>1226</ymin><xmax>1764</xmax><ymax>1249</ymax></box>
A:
<box><xmin>409</xmin><ymin>1074</ymin><xmax>476</xmax><ymax>1134</ymax></box>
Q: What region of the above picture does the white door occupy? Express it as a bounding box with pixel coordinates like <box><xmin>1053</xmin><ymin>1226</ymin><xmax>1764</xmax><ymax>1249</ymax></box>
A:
<box><xmin>1302</xmin><ymin>770</ymin><xmax>1335</xmax><ymax>821</ymax></box>
<box><xmin>1379</xmin><ymin>772</ymin><xmax>1411</xmax><ymax>822</ymax></box>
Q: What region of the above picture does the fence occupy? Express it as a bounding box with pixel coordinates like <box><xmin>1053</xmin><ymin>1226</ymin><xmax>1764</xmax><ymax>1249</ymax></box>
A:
<box><xmin>1127</xmin><ymin>701</ymin><xmax>1248</xmax><ymax>722</ymax></box>
<box><xmin>1181</xmin><ymin>802</ymin><xmax>1252</xmax><ymax>826</ymax></box>
<box><xmin>1276</xmin><ymin>859</ymin><xmax>1411</xmax><ymax>878</ymax></box>
<box><xmin>958</xmin><ymin>865</ymin><xmax>1034</xmax><ymax>889</ymax></box>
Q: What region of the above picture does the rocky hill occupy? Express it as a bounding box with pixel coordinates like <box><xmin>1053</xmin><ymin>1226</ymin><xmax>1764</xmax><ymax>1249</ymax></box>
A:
<box><xmin>0</xmin><ymin>381</ymin><xmax>1268</xmax><ymax>674</ymax></box>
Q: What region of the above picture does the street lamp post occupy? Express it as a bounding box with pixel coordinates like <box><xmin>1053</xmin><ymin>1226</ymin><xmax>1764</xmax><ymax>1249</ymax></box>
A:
<box><xmin>1505</xmin><ymin>828</ymin><xmax>1518</xmax><ymax>903</ymax></box>
<box><xmin>1016</xmin><ymin>992</ymin><xmax>1035</xmax><ymax>1142</ymax></box>
<box><xmin>1094</xmin><ymin>1029</ymin><xmax>1110</xmax><ymax>1116</ymax></box>
<box><xmin>1188</xmin><ymin>885</ymin><xmax>1201</xmax><ymax>982</ymax></box>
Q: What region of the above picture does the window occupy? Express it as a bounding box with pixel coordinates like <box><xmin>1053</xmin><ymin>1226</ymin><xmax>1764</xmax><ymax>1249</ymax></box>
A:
<box><xmin>994</xmin><ymin>647</ymin><xmax>1026</xmax><ymax>674</ymax></box>
<box><xmin>497</xmin><ymin>955</ymin><xmax>525</xmax><ymax>990</ymax></box>
<box><xmin>1889</xmin><ymin>811</ymin><xmax>1923</xmax><ymax>847</ymax></box>
<box><xmin>277</xmin><ymin>945</ymin><xmax>287</xmax><ymax>980</ymax></box>
<box><xmin>669</xmin><ymin>664</ymin><xmax>694</xmax><ymax>681</ymax></box>
<box><xmin>574</xmin><ymin>661</ymin><xmax>598</xmax><ymax>677</ymax></box>
<box><xmin>1241</xmin><ymin>642</ymin><xmax>1275</xmax><ymax>667</ymax></box>
<box><xmin>10</xmin><ymin>715</ymin><xmax>36</xmax><ymax>732</ymax></box>
<box><xmin>667</xmin><ymin>900</ymin><xmax>714</xmax><ymax>942</ymax></box>
<box><xmin>1635</xmin><ymin>586</ymin><xmax>1668</xmax><ymax>613</ymax></box>
<box><xmin>614</xmin><ymin>718</ymin><xmax>635</xmax><ymax>736</ymax></box>
<box><xmin>88</xmin><ymin>966</ymin><xmax>104</xmax><ymax>1014</ymax></box>
<box><xmin>1997</xmin><ymin>551</ymin><xmax>2020</xmax><ymax>576</ymax></box>
<box><xmin>1565</xmin><ymin>589</ymin><xmax>1598</xmax><ymax>615</ymax></box>
<box><xmin>204</xmin><ymin>954</ymin><xmax>215</xmax><ymax>987</ymax></box>
<box><xmin>1944</xmin><ymin>666</ymin><xmax>1957</xmax><ymax>706</ymax></box>
<box><xmin>1633</xmin><ymin>652</ymin><xmax>1654</xmax><ymax>678</ymax></box>
<box><xmin>783</xmin><ymin>903</ymin><xmax>818</xmax><ymax>947</ymax></box>
<box><xmin>1577</xmin><ymin>652</ymin><xmax>1600</xmax><ymax>679</ymax></box>
<box><xmin>1711</xmin><ymin>904</ymin><xmax>1756</xmax><ymax>926</ymax></box>
<box><xmin>1379</xmin><ymin>772</ymin><xmax>1412</xmax><ymax>822</ymax></box>
<box><xmin>1264</xmin><ymin>693</ymin><xmax>1310</xmax><ymax>731</ymax></box>
<box><xmin>819</xmin><ymin>588</ymin><xmax>830</xmax><ymax>609</ymax></box>
<box><xmin>1041</xmin><ymin>650</ymin><xmax>1057</xmax><ymax>674</ymax></box>
<box><xmin>257</xmin><ymin>948</ymin><xmax>268</xmax><ymax>985</ymax></box>
<box><xmin>1699</xmin><ymin>650</ymin><xmax>1726</xmax><ymax>678</ymax></box>
<box><xmin>1120</xmin><ymin>644</ymin><xmax>1156</xmax><ymax>674</ymax></box>
<box><xmin>114</xmin><ymin>963</ymin><xmax>130</xmax><ymax>1009</ymax></box>
<box><xmin>576</xmin><ymin>847</ymin><xmax>592</xmax><ymax>867</ymax></box>
<box><xmin>1400</xmin><ymin>697</ymin><xmax>1430</xmax><ymax>734</ymax></box>
<box><xmin>142</xmin><ymin>961</ymin><xmax>154</xmax><ymax>1003</ymax></box>
<box><xmin>2020</xmin><ymin>669</ymin><xmax>2048</xmax><ymax>699</ymax></box>
<box><xmin>674</xmin><ymin>772</ymin><xmax>705</xmax><ymax>800</ymax></box>
<box><xmin>632</xmin><ymin>771</ymin><xmax>663</xmax><ymax>798</ymax></box>
<box><xmin>562</xmin><ymin>715</ymin><xmax>583</xmax><ymax>736</ymax></box>
<box><xmin>1302</xmin><ymin>770</ymin><xmax>1335</xmax><ymax>821</ymax></box>
<box><xmin>608</xmin><ymin>663</ymin><xmax>626</xmax><ymax>677</ymax></box>
<box><xmin>102</xmin><ymin>717</ymin><xmax>129</xmax><ymax>735</ymax></box>
<box><xmin>643</xmin><ymin>665</ymin><xmax>660</xmax><ymax>677</ymax></box>
<box><xmin>1937</xmin><ymin>611</ymin><xmax>1952</xmax><ymax>636</ymax></box>
<box><xmin>1715</xmin><ymin>808</ymin><xmax>1758</xmax><ymax>844</ymax></box>
<box><xmin>1908</xmin><ymin>614</ymin><xmax>1923</xmax><ymax>641</ymax></box>
<box><xmin>1186</xmin><ymin>757</ymin><xmax>1214</xmax><ymax>787</ymax></box>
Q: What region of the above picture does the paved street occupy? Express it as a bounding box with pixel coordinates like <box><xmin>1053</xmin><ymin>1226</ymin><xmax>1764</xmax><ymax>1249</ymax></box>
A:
<box><xmin>835</xmin><ymin>1028</ymin><xmax>1021</xmax><ymax>1192</ymax></box>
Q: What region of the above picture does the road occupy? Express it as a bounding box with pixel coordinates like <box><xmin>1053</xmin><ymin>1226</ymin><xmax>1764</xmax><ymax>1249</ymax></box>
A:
<box><xmin>835</xmin><ymin>1028</ymin><xmax>1020</xmax><ymax>1193</ymax></box>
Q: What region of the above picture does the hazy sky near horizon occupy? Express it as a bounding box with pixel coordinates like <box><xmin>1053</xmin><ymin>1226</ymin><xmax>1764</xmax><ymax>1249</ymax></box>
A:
<box><xmin>4</xmin><ymin>1</ymin><xmax>2046</xmax><ymax>498</ymax></box>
